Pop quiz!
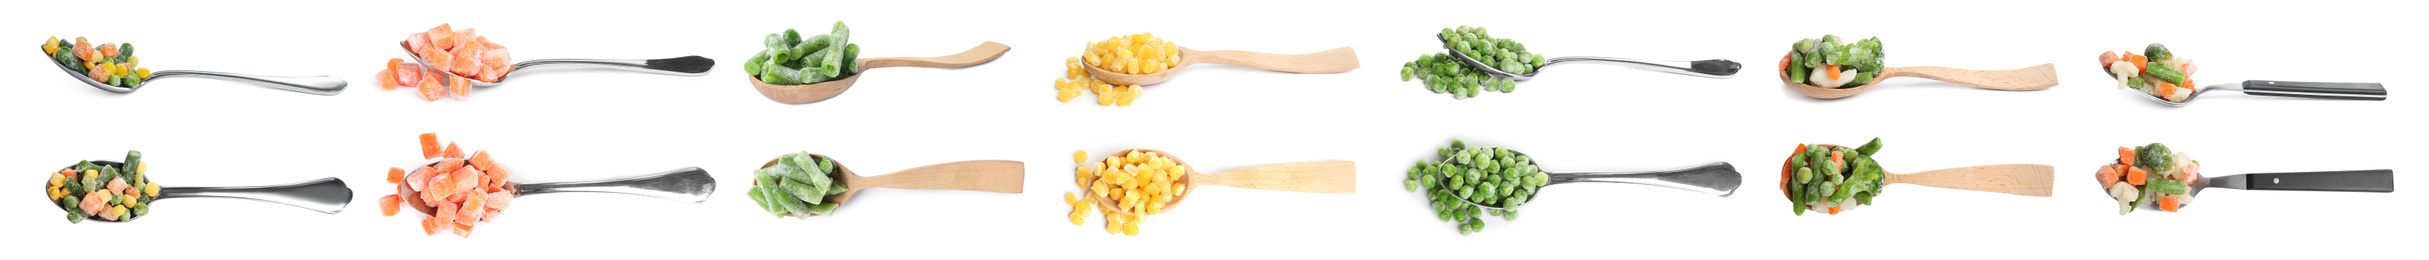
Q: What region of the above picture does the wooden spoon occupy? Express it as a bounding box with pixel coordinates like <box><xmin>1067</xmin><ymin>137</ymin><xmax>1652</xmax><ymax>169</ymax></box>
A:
<box><xmin>748</xmin><ymin>42</ymin><xmax>1012</xmax><ymax>104</ymax></box>
<box><xmin>1081</xmin><ymin>47</ymin><xmax>1359</xmax><ymax>86</ymax></box>
<box><xmin>1085</xmin><ymin>149</ymin><xmax>1355</xmax><ymax>216</ymax></box>
<box><xmin>1782</xmin><ymin>144</ymin><xmax>2053</xmax><ymax>199</ymax></box>
<box><xmin>754</xmin><ymin>154</ymin><xmax>1025</xmax><ymax>217</ymax></box>
<box><xmin>1778</xmin><ymin>54</ymin><xmax>2057</xmax><ymax>99</ymax></box>
<box><xmin>398</xmin><ymin>164</ymin><xmax>714</xmax><ymax>216</ymax></box>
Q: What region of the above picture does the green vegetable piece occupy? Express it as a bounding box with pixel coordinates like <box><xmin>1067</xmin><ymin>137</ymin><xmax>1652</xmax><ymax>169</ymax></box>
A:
<box><xmin>2142</xmin><ymin>63</ymin><xmax>2188</xmax><ymax>85</ymax></box>
<box><xmin>1786</xmin><ymin>59</ymin><xmax>1808</xmax><ymax>83</ymax></box>
<box><xmin>2144</xmin><ymin>43</ymin><xmax>2172</xmax><ymax>61</ymax></box>
<box><xmin>2147</xmin><ymin>179</ymin><xmax>2190</xmax><ymax>194</ymax></box>
<box><xmin>2137</xmin><ymin>143</ymin><xmax>2174</xmax><ymax>172</ymax></box>
<box><xmin>1855</xmin><ymin>138</ymin><xmax>1883</xmax><ymax>156</ymax></box>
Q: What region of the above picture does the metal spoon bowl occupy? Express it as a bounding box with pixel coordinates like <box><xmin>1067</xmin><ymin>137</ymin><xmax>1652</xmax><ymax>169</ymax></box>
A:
<box><xmin>399</xmin><ymin>41</ymin><xmax>714</xmax><ymax>88</ymax></box>
<box><xmin>1436</xmin><ymin>33</ymin><xmax>1739</xmax><ymax>80</ymax></box>
<box><xmin>42</xmin><ymin>52</ymin><xmax>347</xmax><ymax>95</ymax></box>
<box><xmin>396</xmin><ymin>158</ymin><xmax>712</xmax><ymax>216</ymax></box>
<box><xmin>1443</xmin><ymin>148</ymin><xmax>1741</xmax><ymax>211</ymax></box>
<box><xmin>51</xmin><ymin>161</ymin><xmax>351</xmax><ymax>222</ymax></box>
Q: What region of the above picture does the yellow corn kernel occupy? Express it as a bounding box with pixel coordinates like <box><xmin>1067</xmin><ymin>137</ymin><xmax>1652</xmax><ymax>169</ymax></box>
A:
<box><xmin>1092</xmin><ymin>181</ymin><xmax>1110</xmax><ymax>197</ymax></box>
<box><xmin>1069</xmin><ymin>212</ymin><xmax>1085</xmax><ymax>225</ymax></box>
<box><xmin>1122</xmin><ymin>221</ymin><xmax>1140</xmax><ymax>236</ymax></box>
<box><xmin>128</xmin><ymin>57</ymin><xmax>140</xmax><ymax>68</ymax></box>
<box><xmin>143</xmin><ymin>183</ymin><xmax>159</xmax><ymax>197</ymax></box>
<box><xmin>43</xmin><ymin>37</ymin><xmax>61</xmax><ymax>55</ymax></box>
<box><xmin>1104</xmin><ymin>218</ymin><xmax>1123</xmax><ymax>234</ymax></box>
<box><xmin>48</xmin><ymin>187</ymin><xmax>64</xmax><ymax>200</ymax></box>
<box><xmin>1073</xmin><ymin>150</ymin><xmax>1089</xmax><ymax>164</ymax></box>
<box><xmin>1171</xmin><ymin>185</ymin><xmax>1186</xmax><ymax>196</ymax></box>
<box><xmin>1064</xmin><ymin>192</ymin><xmax>1079</xmax><ymax>205</ymax></box>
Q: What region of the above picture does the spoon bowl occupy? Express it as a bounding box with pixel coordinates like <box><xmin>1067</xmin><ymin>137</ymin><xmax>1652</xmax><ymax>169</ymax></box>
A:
<box><xmin>397</xmin><ymin>161</ymin><xmax>712</xmax><ymax>216</ymax></box>
<box><xmin>54</xmin><ymin>161</ymin><xmax>351</xmax><ymax>222</ymax></box>
<box><xmin>399</xmin><ymin>41</ymin><xmax>714</xmax><ymax>88</ymax></box>
<box><xmin>754</xmin><ymin>154</ymin><xmax>1023</xmax><ymax>217</ymax></box>
<box><xmin>43</xmin><ymin>52</ymin><xmax>347</xmax><ymax>95</ymax></box>
<box><xmin>1436</xmin><ymin>33</ymin><xmax>1739</xmax><ymax>80</ymax></box>
<box><xmin>1440</xmin><ymin>148</ymin><xmax>1741</xmax><ymax>211</ymax></box>
<box><xmin>1080</xmin><ymin>46</ymin><xmax>1358</xmax><ymax>86</ymax></box>
<box><xmin>748</xmin><ymin>42</ymin><xmax>1010</xmax><ymax>104</ymax></box>
<box><xmin>1779</xmin><ymin>53</ymin><xmax>2058</xmax><ymax>99</ymax></box>
<box><xmin>1086</xmin><ymin>149</ymin><xmax>1355</xmax><ymax>216</ymax></box>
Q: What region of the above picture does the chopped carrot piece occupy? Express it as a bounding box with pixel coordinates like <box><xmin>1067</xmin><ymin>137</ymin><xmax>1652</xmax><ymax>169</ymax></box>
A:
<box><xmin>1829</xmin><ymin>151</ymin><xmax>1844</xmax><ymax>167</ymax></box>
<box><xmin>2157</xmin><ymin>196</ymin><xmax>2180</xmax><ymax>212</ymax></box>
<box><xmin>420</xmin><ymin>133</ymin><xmax>442</xmax><ymax>159</ymax></box>
<box><xmin>380</xmin><ymin>194</ymin><xmax>402</xmax><ymax>216</ymax></box>
<box><xmin>1827</xmin><ymin>204</ymin><xmax>1842</xmax><ymax>215</ymax></box>
<box><xmin>386</xmin><ymin>167</ymin><xmax>406</xmax><ymax>184</ymax></box>
<box><xmin>1824</xmin><ymin>64</ymin><xmax>1841</xmax><ymax>80</ymax></box>
<box><xmin>377</xmin><ymin>69</ymin><xmax>398</xmax><ymax>91</ymax></box>
<box><xmin>485</xmin><ymin>166</ymin><xmax>513</xmax><ymax>188</ymax></box>
<box><xmin>407</xmin><ymin>166</ymin><xmax>435</xmax><ymax>191</ymax></box>
<box><xmin>1777</xmin><ymin>54</ymin><xmax>1792</xmax><ymax>72</ymax></box>
<box><xmin>421</xmin><ymin>217</ymin><xmax>443</xmax><ymax>235</ymax></box>
<box><xmin>2095</xmin><ymin>165</ymin><xmax>2121</xmax><ymax>189</ymax></box>
<box><xmin>434</xmin><ymin>159</ymin><xmax>464</xmax><ymax>174</ymax></box>
<box><xmin>2098</xmin><ymin>51</ymin><xmax>2117</xmax><ymax>68</ymax></box>
<box><xmin>2185</xmin><ymin>163</ymin><xmax>2201</xmax><ymax>182</ymax></box>
<box><xmin>452</xmin><ymin>223</ymin><xmax>474</xmax><ymax>237</ymax></box>
<box><xmin>442</xmin><ymin>142</ymin><xmax>465</xmax><ymax>159</ymax></box>
<box><xmin>2117</xmin><ymin>147</ymin><xmax>2136</xmax><ymax>167</ymax></box>
<box><xmin>2125</xmin><ymin>167</ymin><xmax>2149</xmax><ymax>186</ymax></box>
<box><xmin>468</xmin><ymin>150</ymin><xmax>495</xmax><ymax>171</ymax></box>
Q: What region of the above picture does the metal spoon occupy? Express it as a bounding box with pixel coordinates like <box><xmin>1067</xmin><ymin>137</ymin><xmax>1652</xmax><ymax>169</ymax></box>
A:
<box><xmin>1442</xmin><ymin>149</ymin><xmax>1741</xmax><ymax>210</ymax></box>
<box><xmin>42</xmin><ymin>53</ymin><xmax>347</xmax><ymax>95</ymax></box>
<box><xmin>53</xmin><ymin>161</ymin><xmax>352</xmax><ymax>222</ymax></box>
<box><xmin>2105</xmin><ymin>165</ymin><xmax>2391</xmax><ymax>211</ymax></box>
<box><xmin>1437</xmin><ymin>33</ymin><xmax>1740</xmax><ymax>80</ymax></box>
<box><xmin>396</xmin><ymin>162</ymin><xmax>713</xmax><ymax>215</ymax></box>
<box><xmin>753</xmin><ymin>154</ymin><xmax>1024</xmax><ymax>217</ymax></box>
<box><xmin>2100</xmin><ymin>69</ymin><xmax>2387</xmax><ymax>106</ymax></box>
<box><xmin>1087</xmin><ymin>149</ymin><xmax>1356</xmax><ymax>216</ymax></box>
<box><xmin>398</xmin><ymin>41</ymin><xmax>714</xmax><ymax>88</ymax></box>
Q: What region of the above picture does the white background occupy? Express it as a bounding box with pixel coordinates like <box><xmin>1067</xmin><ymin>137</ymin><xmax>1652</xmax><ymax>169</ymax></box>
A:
<box><xmin>5</xmin><ymin>0</ymin><xmax>2421</xmax><ymax>259</ymax></box>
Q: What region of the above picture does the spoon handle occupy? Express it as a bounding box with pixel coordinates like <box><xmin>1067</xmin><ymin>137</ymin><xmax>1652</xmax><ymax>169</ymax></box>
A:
<box><xmin>1881</xmin><ymin>64</ymin><xmax>2058</xmax><ymax>91</ymax></box>
<box><xmin>865</xmin><ymin>160</ymin><xmax>1025</xmax><ymax>193</ymax></box>
<box><xmin>1193</xmin><ymin>47</ymin><xmax>1359</xmax><ymax>73</ymax></box>
<box><xmin>157</xmin><ymin>177</ymin><xmax>352</xmax><ymax>214</ymax></box>
<box><xmin>515</xmin><ymin>167</ymin><xmax>716</xmax><ymax>203</ymax></box>
<box><xmin>1546</xmin><ymin>162</ymin><xmax>1742</xmax><ymax>197</ymax></box>
<box><xmin>1200</xmin><ymin>161</ymin><xmax>1357</xmax><ymax>194</ymax></box>
<box><xmin>1885</xmin><ymin>164</ymin><xmax>2054</xmax><ymax>197</ymax></box>
<box><xmin>1546</xmin><ymin>57</ymin><xmax>1740</xmax><ymax>78</ymax></box>
<box><xmin>148</xmin><ymin>70</ymin><xmax>347</xmax><ymax>96</ymax></box>
<box><xmin>2240</xmin><ymin>80</ymin><xmax>2387</xmax><ymax>100</ymax></box>
<box><xmin>859</xmin><ymin>42</ymin><xmax>1010</xmax><ymax>70</ymax></box>
<box><xmin>515</xmin><ymin>56</ymin><xmax>715</xmax><ymax>76</ymax></box>
<box><xmin>2238</xmin><ymin>169</ymin><xmax>2394</xmax><ymax>192</ymax></box>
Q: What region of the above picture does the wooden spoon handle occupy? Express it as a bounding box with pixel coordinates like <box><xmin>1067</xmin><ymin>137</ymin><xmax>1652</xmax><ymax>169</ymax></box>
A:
<box><xmin>1200</xmin><ymin>161</ymin><xmax>1356</xmax><ymax>194</ymax></box>
<box><xmin>1191</xmin><ymin>47</ymin><xmax>1360</xmax><ymax>73</ymax></box>
<box><xmin>1881</xmin><ymin>64</ymin><xmax>2057</xmax><ymax>91</ymax></box>
<box><xmin>864</xmin><ymin>160</ymin><xmax>1025</xmax><ymax>194</ymax></box>
<box><xmin>1886</xmin><ymin>164</ymin><xmax>2054</xmax><ymax>197</ymax></box>
<box><xmin>859</xmin><ymin>42</ymin><xmax>1012</xmax><ymax>70</ymax></box>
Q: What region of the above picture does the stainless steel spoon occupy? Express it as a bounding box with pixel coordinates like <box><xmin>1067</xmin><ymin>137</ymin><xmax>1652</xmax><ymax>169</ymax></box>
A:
<box><xmin>1445</xmin><ymin>149</ymin><xmax>1741</xmax><ymax>210</ymax></box>
<box><xmin>398</xmin><ymin>41</ymin><xmax>714</xmax><ymax>88</ymax></box>
<box><xmin>42</xmin><ymin>53</ymin><xmax>347</xmax><ymax>95</ymax></box>
<box><xmin>54</xmin><ymin>161</ymin><xmax>352</xmax><ymax>222</ymax></box>
<box><xmin>1437</xmin><ymin>33</ymin><xmax>1739</xmax><ymax>80</ymax></box>
<box><xmin>2110</xmin><ymin>167</ymin><xmax>2391</xmax><ymax>211</ymax></box>
<box><xmin>2101</xmin><ymin>69</ymin><xmax>2386</xmax><ymax>106</ymax></box>
<box><xmin>396</xmin><ymin>164</ymin><xmax>714</xmax><ymax>215</ymax></box>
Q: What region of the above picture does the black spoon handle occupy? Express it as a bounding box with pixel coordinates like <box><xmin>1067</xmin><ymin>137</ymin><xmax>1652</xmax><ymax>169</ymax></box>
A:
<box><xmin>2243</xmin><ymin>169</ymin><xmax>2394</xmax><ymax>192</ymax></box>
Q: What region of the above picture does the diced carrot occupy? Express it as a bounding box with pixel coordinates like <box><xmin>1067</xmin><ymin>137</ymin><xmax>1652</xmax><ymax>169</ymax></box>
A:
<box><xmin>452</xmin><ymin>223</ymin><xmax>475</xmax><ymax>237</ymax></box>
<box><xmin>485</xmin><ymin>166</ymin><xmax>513</xmax><ymax>188</ymax></box>
<box><xmin>428</xmin><ymin>24</ymin><xmax>457</xmax><ymax>51</ymax></box>
<box><xmin>2095</xmin><ymin>165</ymin><xmax>2121</xmax><ymax>189</ymax></box>
<box><xmin>1825</xmin><ymin>64</ymin><xmax>1841</xmax><ymax>80</ymax></box>
<box><xmin>419</xmin><ymin>133</ymin><xmax>442</xmax><ymax>158</ymax></box>
<box><xmin>1827</xmin><ymin>204</ymin><xmax>1842</xmax><ymax>215</ymax></box>
<box><xmin>2185</xmin><ymin>163</ymin><xmax>2201</xmax><ymax>182</ymax></box>
<box><xmin>387</xmin><ymin>167</ymin><xmax>406</xmax><ymax>184</ymax></box>
<box><xmin>2157</xmin><ymin>196</ymin><xmax>2180</xmax><ymax>212</ymax></box>
<box><xmin>380</xmin><ymin>194</ymin><xmax>402</xmax><ymax>216</ymax></box>
<box><xmin>459</xmin><ymin>190</ymin><xmax>487</xmax><ymax>223</ymax></box>
<box><xmin>60</xmin><ymin>170</ymin><xmax>77</xmax><ymax>178</ymax></box>
<box><xmin>484</xmin><ymin>191</ymin><xmax>513</xmax><ymax>210</ymax></box>
<box><xmin>1829</xmin><ymin>151</ymin><xmax>1844</xmax><ymax>167</ymax></box>
<box><xmin>448</xmin><ymin>76</ymin><xmax>472</xmax><ymax>100</ymax></box>
<box><xmin>442</xmin><ymin>142</ymin><xmax>465</xmax><ymax>159</ymax></box>
<box><xmin>1778</xmin><ymin>54</ymin><xmax>1792</xmax><ymax>72</ymax></box>
<box><xmin>406</xmin><ymin>166</ymin><xmax>435</xmax><ymax>191</ymax></box>
<box><xmin>80</xmin><ymin>190</ymin><xmax>109</xmax><ymax>215</ymax></box>
<box><xmin>377</xmin><ymin>69</ymin><xmax>398</xmax><ymax>91</ymax></box>
<box><xmin>435</xmin><ymin>158</ymin><xmax>464</xmax><ymax>174</ymax></box>
<box><xmin>452</xmin><ymin>165</ymin><xmax>483</xmax><ymax>191</ymax></box>
<box><xmin>468</xmin><ymin>150</ymin><xmax>495</xmax><ymax>171</ymax></box>
<box><xmin>2117</xmin><ymin>147</ymin><xmax>2136</xmax><ymax>167</ymax></box>
<box><xmin>421</xmin><ymin>217</ymin><xmax>443</xmax><ymax>235</ymax></box>
<box><xmin>482</xmin><ymin>208</ymin><xmax>502</xmax><ymax>222</ymax></box>
<box><xmin>434</xmin><ymin>202</ymin><xmax>458</xmax><ymax>227</ymax></box>
<box><xmin>2157</xmin><ymin>82</ymin><xmax>2178</xmax><ymax>98</ymax></box>
<box><xmin>2125</xmin><ymin>166</ymin><xmax>2149</xmax><ymax>185</ymax></box>
<box><xmin>2128</xmin><ymin>54</ymin><xmax>2149</xmax><ymax>71</ymax></box>
<box><xmin>2098</xmin><ymin>51</ymin><xmax>2117</xmax><ymax>68</ymax></box>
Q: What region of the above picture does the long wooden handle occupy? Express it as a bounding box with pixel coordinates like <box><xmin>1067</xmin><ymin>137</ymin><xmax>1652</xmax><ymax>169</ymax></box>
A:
<box><xmin>1881</xmin><ymin>64</ymin><xmax>2057</xmax><ymax>91</ymax></box>
<box><xmin>1200</xmin><ymin>161</ymin><xmax>1356</xmax><ymax>194</ymax></box>
<box><xmin>860</xmin><ymin>42</ymin><xmax>1012</xmax><ymax>70</ymax></box>
<box><xmin>1192</xmin><ymin>47</ymin><xmax>1359</xmax><ymax>73</ymax></box>
<box><xmin>1886</xmin><ymin>164</ymin><xmax>2053</xmax><ymax>197</ymax></box>
<box><xmin>864</xmin><ymin>160</ymin><xmax>1025</xmax><ymax>194</ymax></box>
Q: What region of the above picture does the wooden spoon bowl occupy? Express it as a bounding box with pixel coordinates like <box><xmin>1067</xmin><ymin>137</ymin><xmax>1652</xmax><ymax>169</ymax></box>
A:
<box><xmin>1780</xmin><ymin>144</ymin><xmax>2054</xmax><ymax>200</ymax></box>
<box><xmin>1081</xmin><ymin>47</ymin><xmax>1359</xmax><ymax>86</ymax></box>
<box><xmin>1778</xmin><ymin>54</ymin><xmax>2059</xmax><ymax>99</ymax></box>
<box><xmin>749</xmin><ymin>42</ymin><xmax>1011</xmax><ymax>104</ymax></box>
<box><xmin>1085</xmin><ymin>149</ymin><xmax>1355</xmax><ymax>216</ymax></box>
<box><xmin>754</xmin><ymin>154</ymin><xmax>1024</xmax><ymax>217</ymax></box>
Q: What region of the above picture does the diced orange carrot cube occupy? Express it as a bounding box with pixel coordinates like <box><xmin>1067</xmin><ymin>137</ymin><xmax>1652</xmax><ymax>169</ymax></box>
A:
<box><xmin>442</xmin><ymin>142</ymin><xmax>465</xmax><ymax>159</ymax></box>
<box><xmin>379</xmin><ymin>194</ymin><xmax>402</xmax><ymax>216</ymax></box>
